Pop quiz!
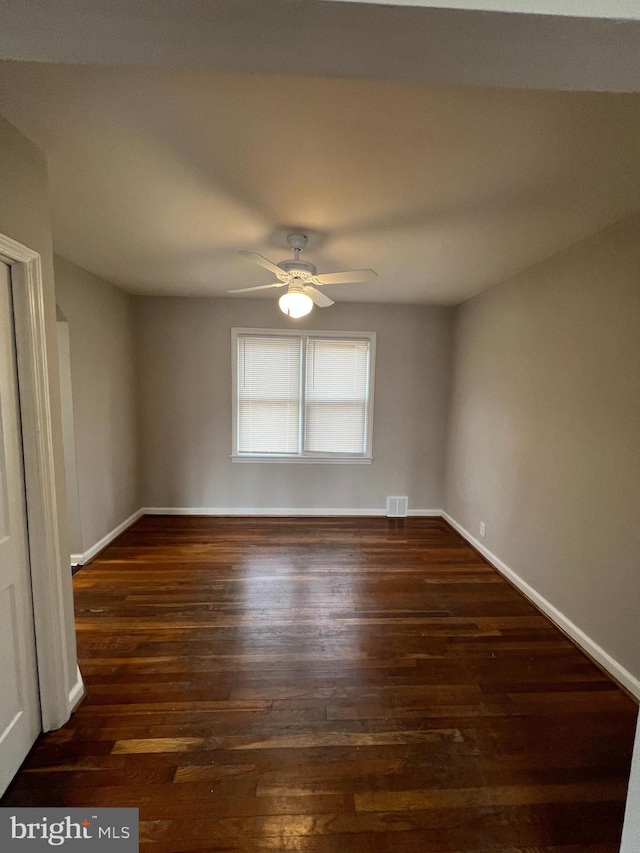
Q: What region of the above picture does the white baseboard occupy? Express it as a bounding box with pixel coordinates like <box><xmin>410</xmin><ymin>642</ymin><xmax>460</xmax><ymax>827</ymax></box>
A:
<box><xmin>71</xmin><ymin>508</ymin><xmax>144</xmax><ymax>566</ymax></box>
<box><xmin>442</xmin><ymin>511</ymin><xmax>640</xmax><ymax>700</ymax></box>
<box><xmin>142</xmin><ymin>507</ymin><xmax>442</xmax><ymax>518</ymax></box>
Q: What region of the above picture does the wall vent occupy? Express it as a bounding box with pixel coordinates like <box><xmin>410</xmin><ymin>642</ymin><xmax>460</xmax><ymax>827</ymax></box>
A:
<box><xmin>386</xmin><ymin>496</ymin><xmax>408</xmax><ymax>518</ymax></box>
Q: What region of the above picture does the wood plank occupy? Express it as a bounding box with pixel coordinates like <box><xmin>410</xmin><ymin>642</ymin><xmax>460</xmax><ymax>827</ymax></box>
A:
<box><xmin>354</xmin><ymin>780</ymin><xmax>628</xmax><ymax>812</ymax></box>
<box><xmin>112</xmin><ymin>737</ymin><xmax>205</xmax><ymax>754</ymax></box>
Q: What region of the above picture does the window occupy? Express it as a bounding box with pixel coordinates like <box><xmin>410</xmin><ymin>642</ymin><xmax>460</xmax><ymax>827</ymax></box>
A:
<box><xmin>232</xmin><ymin>328</ymin><xmax>375</xmax><ymax>462</ymax></box>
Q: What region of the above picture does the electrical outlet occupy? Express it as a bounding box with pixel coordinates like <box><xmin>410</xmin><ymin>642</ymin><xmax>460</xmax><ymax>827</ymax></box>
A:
<box><xmin>479</xmin><ymin>521</ymin><xmax>486</xmax><ymax>538</ymax></box>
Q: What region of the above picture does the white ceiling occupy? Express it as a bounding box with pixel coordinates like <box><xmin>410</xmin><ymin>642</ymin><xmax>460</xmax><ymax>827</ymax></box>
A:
<box><xmin>2</xmin><ymin>1</ymin><xmax>640</xmax><ymax>92</ymax></box>
<box><xmin>0</xmin><ymin>61</ymin><xmax>639</xmax><ymax>303</ymax></box>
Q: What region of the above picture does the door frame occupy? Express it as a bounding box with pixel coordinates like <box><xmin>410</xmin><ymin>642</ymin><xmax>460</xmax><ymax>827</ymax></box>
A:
<box><xmin>0</xmin><ymin>232</ymin><xmax>78</xmax><ymax>731</ymax></box>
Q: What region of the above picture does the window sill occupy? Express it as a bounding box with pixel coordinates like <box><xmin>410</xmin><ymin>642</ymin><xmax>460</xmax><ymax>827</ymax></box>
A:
<box><xmin>231</xmin><ymin>455</ymin><xmax>373</xmax><ymax>465</ymax></box>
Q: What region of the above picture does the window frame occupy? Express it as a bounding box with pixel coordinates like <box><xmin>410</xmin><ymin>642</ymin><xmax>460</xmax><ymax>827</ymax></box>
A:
<box><xmin>231</xmin><ymin>327</ymin><xmax>376</xmax><ymax>464</ymax></box>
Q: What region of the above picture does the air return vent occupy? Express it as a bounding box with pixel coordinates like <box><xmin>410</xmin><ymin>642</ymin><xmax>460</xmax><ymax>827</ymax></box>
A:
<box><xmin>386</xmin><ymin>496</ymin><xmax>408</xmax><ymax>518</ymax></box>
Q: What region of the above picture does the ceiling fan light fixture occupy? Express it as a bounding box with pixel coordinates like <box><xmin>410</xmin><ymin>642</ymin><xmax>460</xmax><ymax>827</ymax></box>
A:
<box><xmin>233</xmin><ymin>234</ymin><xmax>377</xmax><ymax>310</ymax></box>
<box><xmin>279</xmin><ymin>290</ymin><xmax>313</xmax><ymax>319</ymax></box>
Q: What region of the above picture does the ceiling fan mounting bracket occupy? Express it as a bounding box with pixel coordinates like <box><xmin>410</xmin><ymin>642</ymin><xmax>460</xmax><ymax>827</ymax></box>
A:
<box><xmin>286</xmin><ymin>233</ymin><xmax>308</xmax><ymax>252</ymax></box>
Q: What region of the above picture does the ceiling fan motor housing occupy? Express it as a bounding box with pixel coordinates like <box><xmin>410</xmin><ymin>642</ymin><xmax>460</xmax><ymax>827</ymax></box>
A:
<box><xmin>278</xmin><ymin>260</ymin><xmax>317</xmax><ymax>279</ymax></box>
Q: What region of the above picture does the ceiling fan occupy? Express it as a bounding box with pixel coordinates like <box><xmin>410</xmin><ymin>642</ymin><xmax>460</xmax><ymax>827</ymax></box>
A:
<box><xmin>229</xmin><ymin>234</ymin><xmax>377</xmax><ymax>318</ymax></box>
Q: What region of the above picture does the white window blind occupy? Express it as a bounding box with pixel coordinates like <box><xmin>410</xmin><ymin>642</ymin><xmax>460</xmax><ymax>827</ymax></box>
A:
<box><xmin>304</xmin><ymin>338</ymin><xmax>370</xmax><ymax>454</ymax></box>
<box><xmin>233</xmin><ymin>329</ymin><xmax>374</xmax><ymax>461</ymax></box>
<box><xmin>237</xmin><ymin>334</ymin><xmax>301</xmax><ymax>454</ymax></box>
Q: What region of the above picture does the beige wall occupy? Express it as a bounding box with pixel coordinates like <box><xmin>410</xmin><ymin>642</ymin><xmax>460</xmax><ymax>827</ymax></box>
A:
<box><xmin>0</xmin><ymin>116</ymin><xmax>78</xmax><ymax>701</ymax></box>
<box><xmin>444</xmin><ymin>213</ymin><xmax>640</xmax><ymax>681</ymax></box>
<box><xmin>54</xmin><ymin>255</ymin><xmax>140</xmax><ymax>553</ymax></box>
<box><xmin>136</xmin><ymin>297</ymin><xmax>453</xmax><ymax>512</ymax></box>
<box><xmin>56</xmin><ymin>317</ymin><xmax>83</xmax><ymax>554</ymax></box>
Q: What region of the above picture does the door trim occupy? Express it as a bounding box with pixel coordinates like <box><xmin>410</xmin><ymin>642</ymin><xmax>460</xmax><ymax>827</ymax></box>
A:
<box><xmin>0</xmin><ymin>233</ymin><xmax>79</xmax><ymax>731</ymax></box>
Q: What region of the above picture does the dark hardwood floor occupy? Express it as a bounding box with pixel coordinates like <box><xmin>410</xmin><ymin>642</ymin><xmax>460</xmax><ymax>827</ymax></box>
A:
<box><xmin>4</xmin><ymin>516</ymin><xmax>637</xmax><ymax>852</ymax></box>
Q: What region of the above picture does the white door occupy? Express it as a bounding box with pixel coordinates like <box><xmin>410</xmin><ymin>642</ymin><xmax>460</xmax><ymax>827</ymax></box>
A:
<box><xmin>0</xmin><ymin>260</ymin><xmax>40</xmax><ymax>794</ymax></box>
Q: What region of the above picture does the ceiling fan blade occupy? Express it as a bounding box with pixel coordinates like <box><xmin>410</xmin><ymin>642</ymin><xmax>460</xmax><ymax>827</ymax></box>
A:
<box><xmin>305</xmin><ymin>286</ymin><xmax>335</xmax><ymax>308</ymax></box>
<box><xmin>239</xmin><ymin>251</ymin><xmax>285</xmax><ymax>277</ymax></box>
<box><xmin>228</xmin><ymin>282</ymin><xmax>285</xmax><ymax>294</ymax></box>
<box><xmin>314</xmin><ymin>269</ymin><xmax>377</xmax><ymax>285</ymax></box>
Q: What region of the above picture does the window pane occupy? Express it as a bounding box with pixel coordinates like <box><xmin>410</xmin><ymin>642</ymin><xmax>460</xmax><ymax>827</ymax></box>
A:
<box><xmin>305</xmin><ymin>338</ymin><xmax>370</xmax><ymax>454</ymax></box>
<box><xmin>237</xmin><ymin>335</ymin><xmax>301</xmax><ymax>453</ymax></box>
